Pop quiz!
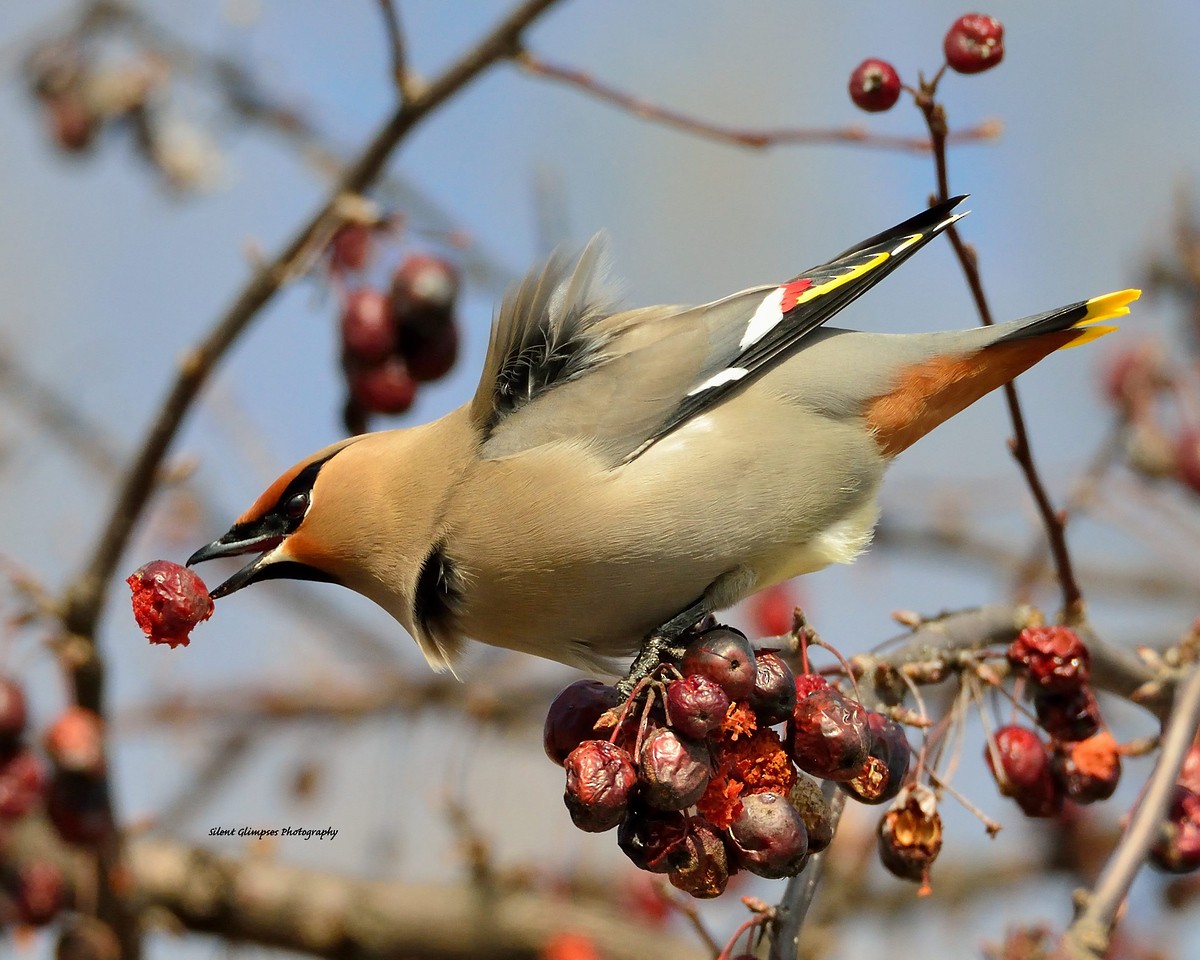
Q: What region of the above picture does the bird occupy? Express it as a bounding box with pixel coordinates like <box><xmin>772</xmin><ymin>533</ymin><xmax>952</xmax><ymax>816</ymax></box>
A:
<box><xmin>188</xmin><ymin>196</ymin><xmax>1138</xmax><ymax>678</ymax></box>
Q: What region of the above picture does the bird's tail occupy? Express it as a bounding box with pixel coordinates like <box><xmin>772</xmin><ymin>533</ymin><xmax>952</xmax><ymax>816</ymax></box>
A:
<box><xmin>995</xmin><ymin>288</ymin><xmax>1141</xmax><ymax>350</ymax></box>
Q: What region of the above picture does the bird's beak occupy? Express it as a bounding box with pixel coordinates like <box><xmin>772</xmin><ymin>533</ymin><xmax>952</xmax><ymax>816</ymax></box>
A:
<box><xmin>187</xmin><ymin>531</ymin><xmax>284</xmax><ymax>600</ymax></box>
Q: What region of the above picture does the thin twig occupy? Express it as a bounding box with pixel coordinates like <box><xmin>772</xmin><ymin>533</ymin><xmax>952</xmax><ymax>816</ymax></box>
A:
<box><xmin>518</xmin><ymin>50</ymin><xmax>1001</xmax><ymax>153</ymax></box>
<box><xmin>1058</xmin><ymin>663</ymin><xmax>1200</xmax><ymax>959</ymax></box>
<box><xmin>376</xmin><ymin>0</ymin><xmax>418</xmax><ymax>100</ymax></box>
<box><xmin>914</xmin><ymin>81</ymin><xmax>1083</xmax><ymax>618</ymax></box>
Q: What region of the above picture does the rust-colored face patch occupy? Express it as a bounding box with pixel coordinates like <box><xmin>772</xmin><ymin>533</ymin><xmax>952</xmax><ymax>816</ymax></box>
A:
<box><xmin>236</xmin><ymin>457</ymin><xmax>324</xmax><ymax>526</ymax></box>
<box><xmin>865</xmin><ymin>334</ymin><xmax>1075</xmax><ymax>457</ymax></box>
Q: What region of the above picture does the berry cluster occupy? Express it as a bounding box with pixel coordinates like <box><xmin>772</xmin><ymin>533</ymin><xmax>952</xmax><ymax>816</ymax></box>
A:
<box><xmin>1102</xmin><ymin>344</ymin><xmax>1200</xmax><ymax>497</ymax></box>
<box><xmin>23</xmin><ymin>37</ymin><xmax>222</xmax><ymax>192</ymax></box>
<box><xmin>127</xmin><ymin>559</ymin><xmax>214</xmax><ymax>648</ymax></box>
<box><xmin>544</xmin><ymin>626</ymin><xmax>912</xmax><ymax>898</ymax></box>
<box><xmin>848</xmin><ymin>13</ymin><xmax>1004</xmax><ymax>114</ymax></box>
<box><xmin>328</xmin><ymin>223</ymin><xmax>461</xmax><ymax>433</ymax></box>
<box><xmin>0</xmin><ymin>676</ymin><xmax>119</xmax><ymax>929</ymax></box>
<box><xmin>986</xmin><ymin>627</ymin><xmax>1121</xmax><ymax>817</ymax></box>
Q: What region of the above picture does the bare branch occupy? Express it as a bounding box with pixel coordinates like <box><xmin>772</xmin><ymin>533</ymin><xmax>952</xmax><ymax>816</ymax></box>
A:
<box><xmin>128</xmin><ymin>838</ymin><xmax>703</xmax><ymax>960</ymax></box>
<box><xmin>518</xmin><ymin>50</ymin><xmax>1001</xmax><ymax>153</ymax></box>
<box><xmin>1058</xmin><ymin>663</ymin><xmax>1200</xmax><ymax>959</ymax></box>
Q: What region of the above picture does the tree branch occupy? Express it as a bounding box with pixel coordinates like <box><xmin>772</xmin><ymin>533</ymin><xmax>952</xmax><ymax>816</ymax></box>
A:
<box><xmin>1058</xmin><ymin>663</ymin><xmax>1200</xmax><ymax>959</ymax></box>
<box><xmin>518</xmin><ymin>50</ymin><xmax>1001</xmax><ymax>153</ymax></box>
<box><xmin>128</xmin><ymin>838</ymin><xmax>702</xmax><ymax>960</ymax></box>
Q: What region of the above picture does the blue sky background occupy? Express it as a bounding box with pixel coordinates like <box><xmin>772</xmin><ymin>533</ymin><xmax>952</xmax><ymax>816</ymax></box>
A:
<box><xmin>2</xmin><ymin>2</ymin><xmax>1199</xmax><ymax>957</ymax></box>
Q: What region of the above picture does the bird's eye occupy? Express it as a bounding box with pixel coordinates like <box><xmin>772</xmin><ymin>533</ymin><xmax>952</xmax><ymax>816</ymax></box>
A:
<box><xmin>283</xmin><ymin>491</ymin><xmax>309</xmax><ymax>520</ymax></box>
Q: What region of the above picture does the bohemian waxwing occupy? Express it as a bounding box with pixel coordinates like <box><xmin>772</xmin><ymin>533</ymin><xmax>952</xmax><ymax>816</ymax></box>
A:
<box><xmin>189</xmin><ymin>196</ymin><xmax>1138</xmax><ymax>675</ymax></box>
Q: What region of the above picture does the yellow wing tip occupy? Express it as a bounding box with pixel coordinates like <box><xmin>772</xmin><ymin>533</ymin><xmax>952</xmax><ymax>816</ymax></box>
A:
<box><xmin>1077</xmin><ymin>289</ymin><xmax>1142</xmax><ymax>327</ymax></box>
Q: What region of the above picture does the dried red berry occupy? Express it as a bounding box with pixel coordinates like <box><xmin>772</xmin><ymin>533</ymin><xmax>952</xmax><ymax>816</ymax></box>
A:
<box><xmin>749</xmin><ymin>652</ymin><xmax>797</xmax><ymax>726</ymax></box>
<box><xmin>840</xmin><ymin>711</ymin><xmax>910</xmax><ymax>805</ymax></box>
<box><xmin>617</xmin><ymin>803</ymin><xmax>690</xmax><ymax>873</ymax></box>
<box><xmin>794</xmin><ymin>673</ymin><xmax>829</xmax><ymax>699</ymax></box>
<box><xmin>1008</xmin><ymin>626</ymin><xmax>1091</xmax><ymax>693</ymax></box>
<box><xmin>392</xmin><ymin>253</ymin><xmax>459</xmax><ymax>316</ymax></box>
<box><xmin>47</xmin><ymin>772</ymin><xmax>111</xmax><ymax>845</ymax></box>
<box><xmin>666</xmin><ymin>674</ymin><xmax>730</xmax><ymax>740</ymax></box>
<box><xmin>682</xmin><ymin>628</ymin><xmax>757</xmax><ymax>700</ymax></box>
<box><xmin>0</xmin><ymin>748</ymin><xmax>46</xmax><ymax>820</ymax></box>
<box><xmin>543</xmin><ymin>679</ymin><xmax>622</xmax><ymax>766</ymax></box>
<box><xmin>127</xmin><ymin>560</ymin><xmax>213</xmax><ymax>648</ymax></box>
<box><xmin>848</xmin><ymin>58</ymin><xmax>902</xmax><ymax>112</ymax></box>
<box><xmin>985</xmin><ymin>725</ymin><xmax>1062</xmax><ymax>818</ymax></box>
<box><xmin>0</xmin><ymin>676</ymin><xmax>28</xmax><ymax>745</ymax></box>
<box><xmin>1052</xmin><ymin>733</ymin><xmax>1121</xmax><ymax>804</ymax></box>
<box><xmin>542</xmin><ymin>932</ymin><xmax>600</xmax><ymax>960</ymax></box>
<box><xmin>728</xmin><ymin>791</ymin><xmax>809</xmax><ymax>879</ymax></box>
<box><xmin>750</xmin><ymin>583</ymin><xmax>795</xmax><ymax>637</ymax></box>
<box><xmin>787</xmin><ymin>775</ymin><xmax>834</xmax><ymax>853</ymax></box>
<box><xmin>346</xmin><ymin>355</ymin><xmax>418</xmax><ymax>415</ymax></box>
<box><xmin>1179</xmin><ymin>739</ymin><xmax>1200</xmax><ymax>795</ymax></box>
<box><xmin>1150</xmin><ymin>785</ymin><xmax>1200</xmax><ymax>874</ymax></box>
<box><xmin>944</xmin><ymin>14</ymin><xmax>1005</xmax><ymax>74</ymax></box>
<box><xmin>340</xmin><ymin>289</ymin><xmax>395</xmax><ymax>364</ymax></box>
<box><xmin>47</xmin><ymin>93</ymin><xmax>98</xmax><ymax>153</ymax></box>
<box><xmin>1033</xmin><ymin>687</ymin><xmax>1101</xmax><ymax>742</ymax></box>
<box><xmin>563</xmin><ymin>740</ymin><xmax>636</xmax><ymax>833</ymax></box>
<box><xmin>668</xmin><ymin>818</ymin><xmax>730</xmax><ymax>899</ymax></box>
<box><xmin>329</xmin><ymin>224</ymin><xmax>373</xmax><ymax>273</ymax></box>
<box><xmin>639</xmin><ymin>728</ymin><xmax>710</xmax><ymax>811</ymax></box>
<box><xmin>15</xmin><ymin>860</ymin><xmax>66</xmax><ymax>926</ymax></box>
<box><xmin>877</xmin><ymin>785</ymin><xmax>942</xmax><ymax>891</ymax></box>
<box><xmin>45</xmin><ymin>706</ymin><xmax>105</xmax><ymax>777</ymax></box>
<box><xmin>405</xmin><ymin>323</ymin><xmax>459</xmax><ymax>383</ymax></box>
<box><xmin>1176</xmin><ymin>428</ymin><xmax>1200</xmax><ymax>496</ymax></box>
<box><xmin>789</xmin><ymin>688</ymin><xmax>871</xmax><ymax>781</ymax></box>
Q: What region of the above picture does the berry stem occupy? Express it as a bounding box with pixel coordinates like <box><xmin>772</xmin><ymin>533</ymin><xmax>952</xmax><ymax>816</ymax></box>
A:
<box><xmin>912</xmin><ymin>84</ymin><xmax>1086</xmax><ymax>621</ymax></box>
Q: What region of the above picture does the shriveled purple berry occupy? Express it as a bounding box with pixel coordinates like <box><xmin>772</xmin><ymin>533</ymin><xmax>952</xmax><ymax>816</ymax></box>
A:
<box><xmin>787</xmin><ymin>774</ymin><xmax>834</xmax><ymax>853</ymax></box>
<box><xmin>790</xmin><ymin>688</ymin><xmax>871</xmax><ymax>781</ymax></box>
<box><xmin>750</xmin><ymin>652</ymin><xmax>797</xmax><ymax>726</ymax></box>
<box><xmin>564</xmin><ymin>740</ymin><xmax>636</xmax><ymax>833</ymax></box>
<box><xmin>544</xmin><ymin>679</ymin><xmax>622</xmax><ymax>766</ymax></box>
<box><xmin>1150</xmin><ymin>786</ymin><xmax>1200</xmax><ymax>874</ymax></box>
<box><xmin>668</xmin><ymin>818</ymin><xmax>730</xmax><ymax>899</ymax></box>
<box><xmin>639</xmin><ymin>728</ymin><xmax>710</xmax><ymax>811</ymax></box>
<box><xmin>617</xmin><ymin>804</ymin><xmax>690</xmax><ymax>873</ymax></box>
<box><xmin>666</xmin><ymin>674</ymin><xmax>730</xmax><ymax>740</ymax></box>
<box><xmin>840</xmin><ymin>711</ymin><xmax>910</xmax><ymax>805</ymax></box>
<box><xmin>1052</xmin><ymin>734</ymin><xmax>1120</xmax><ymax>805</ymax></box>
<box><xmin>1034</xmin><ymin>687</ymin><xmax>1101</xmax><ymax>742</ymax></box>
<box><xmin>985</xmin><ymin>726</ymin><xmax>1062</xmax><ymax>818</ymax></box>
<box><xmin>729</xmin><ymin>791</ymin><xmax>809</xmax><ymax>879</ymax></box>
<box><xmin>682</xmin><ymin>627</ymin><xmax>757</xmax><ymax>700</ymax></box>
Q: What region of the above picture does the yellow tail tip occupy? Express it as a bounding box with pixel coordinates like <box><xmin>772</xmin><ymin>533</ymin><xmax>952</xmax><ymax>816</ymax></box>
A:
<box><xmin>1078</xmin><ymin>289</ymin><xmax>1142</xmax><ymax>327</ymax></box>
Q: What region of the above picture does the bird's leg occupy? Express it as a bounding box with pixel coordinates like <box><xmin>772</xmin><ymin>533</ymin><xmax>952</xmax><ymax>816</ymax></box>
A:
<box><xmin>617</xmin><ymin>598</ymin><xmax>712</xmax><ymax>697</ymax></box>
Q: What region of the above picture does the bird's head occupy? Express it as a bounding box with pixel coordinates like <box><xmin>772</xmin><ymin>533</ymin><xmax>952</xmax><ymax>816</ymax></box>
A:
<box><xmin>187</xmin><ymin>436</ymin><xmax>365</xmax><ymax>599</ymax></box>
<box><xmin>187</xmin><ymin>419</ymin><xmax>470</xmax><ymax>647</ymax></box>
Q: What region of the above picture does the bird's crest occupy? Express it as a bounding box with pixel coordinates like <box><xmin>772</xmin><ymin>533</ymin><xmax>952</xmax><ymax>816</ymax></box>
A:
<box><xmin>471</xmin><ymin>236</ymin><xmax>616</xmax><ymax>433</ymax></box>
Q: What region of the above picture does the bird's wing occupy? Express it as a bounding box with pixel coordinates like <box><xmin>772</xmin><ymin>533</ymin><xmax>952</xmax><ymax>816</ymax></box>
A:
<box><xmin>473</xmin><ymin>197</ymin><xmax>968</xmax><ymax>464</ymax></box>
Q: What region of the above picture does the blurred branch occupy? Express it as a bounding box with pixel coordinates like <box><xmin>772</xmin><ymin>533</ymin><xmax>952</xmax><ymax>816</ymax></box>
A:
<box><xmin>517</xmin><ymin>50</ymin><xmax>1001</xmax><ymax>153</ymax></box>
<box><xmin>376</xmin><ymin>0</ymin><xmax>418</xmax><ymax>100</ymax></box>
<box><xmin>1059</xmin><ymin>663</ymin><xmax>1200</xmax><ymax>959</ymax></box>
<box><xmin>129</xmin><ymin>837</ymin><xmax>703</xmax><ymax>960</ymax></box>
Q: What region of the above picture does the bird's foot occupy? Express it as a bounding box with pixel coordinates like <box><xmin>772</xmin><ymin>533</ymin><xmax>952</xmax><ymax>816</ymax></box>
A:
<box><xmin>616</xmin><ymin>603</ymin><xmax>714</xmax><ymax>697</ymax></box>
